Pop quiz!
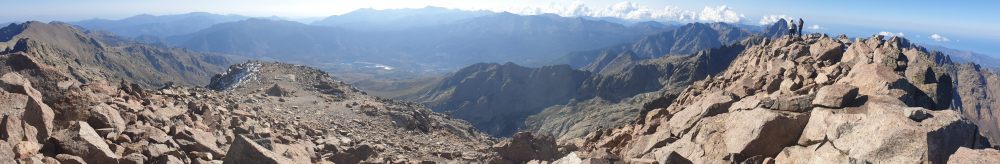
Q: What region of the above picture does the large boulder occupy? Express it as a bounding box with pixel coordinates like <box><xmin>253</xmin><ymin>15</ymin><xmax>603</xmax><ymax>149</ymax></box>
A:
<box><xmin>51</xmin><ymin>122</ymin><xmax>120</xmax><ymax>164</ymax></box>
<box><xmin>265</xmin><ymin>84</ymin><xmax>292</xmax><ymax>97</ymax></box>
<box><xmin>174</xmin><ymin>127</ymin><xmax>225</xmax><ymax>158</ymax></box>
<box><xmin>648</xmin><ymin>108</ymin><xmax>808</xmax><ymax>163</ymax></box>
<box><xmin>1</xmin><ymin>114</ymin><xmax>24</xmax><ymax>142</ymax></box>
<box><xmin>55</xmin><ymin>154</ymin><xmax>86</xmax><ymax>164</ymax></box>
<box><xmin>664</xmin><ymin>91</ymin><xmax>738</xmax><ymax>137</ymax></box>
<box><xmin>0</xmin><ymin>73</ymin><xmax>43</xmax><ymax>101</ymax></box>
<box><xmin>87</xmin><ymin>104</ymin><xmax>127</xmax><ymax>135</ymax></box>
<box><xmin>222</xmin><ymin>135</ymin><xmax>293</xmax><ymax>164</ymax></box>
<box><xmin>723</xmin><ymin>109</ymin><xmax>810</xmax><ymax>160</ymax></box>
<box><xmin>13</xmin><ymin>141</ymin><xmax>41</xmax><ymax>159</ymax></box>
<box><xmin>809</xmin><ymin>37</ymin><xmax>846</xmax><ymax>62</ymax></box>
<box><xmin>839</xmin><ymin>63</ymin><xmax>903</xmax><ymax>96</ymax></box>
<box><xmin>947</xmin><ymin>147</ymin><xmax>1000</xmax><ymax>164</ymax></box>
<box><xmin>330</xmin><ymin>144</ymin><xmax>377</xmax><ymax>164</ymax></box>
<box><xmin>774</xmin><ymin>143</ymin><xmax>850</xmax><ymax>164</ymax></box>
<box><xmin>23</xmin><ymin>96</ymin><xmax>54</xmax><ymax>142</ymax></box>
<box><xmin>491</xmin><ymin>132</ymin><xmax>564</xmax><ymax>163</ymax></box>
<box><xmin>812</xmin><ymin>84</ymin><xmax>860</xmax><ymax>108</ymax></box>
<box><xmin>778</xmin><ymin>99</ymin><xmax>984</xmax><ymax>163</ymax></box>
<box><xmin>762</xmin><ymin>94</ymin><xmax>814</xmax><ymax>112</ymax></box>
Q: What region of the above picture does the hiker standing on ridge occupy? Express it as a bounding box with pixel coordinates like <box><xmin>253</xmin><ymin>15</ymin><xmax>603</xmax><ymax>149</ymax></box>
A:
<box><xmin>798</xmin><ymin>18</ymin><xmax>805</xmax><ymax>36</ymax></box>
<box><xmin>788</xmin><ymin>20</ymin><xmax>797</xmax><ymax>37</ymax></box>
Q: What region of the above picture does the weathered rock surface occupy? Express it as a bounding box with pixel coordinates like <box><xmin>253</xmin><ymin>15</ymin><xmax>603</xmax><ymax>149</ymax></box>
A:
<box><xmin>0</xmin><ymin>141</ymin><xmax>14</xmax><ymax>162</ymax></box>
<box><xmin>0</xmin><ymin>21</ymin><xmax>497</xmax><ymax>163</ymax></box>
<box><xmin>812</xmin><ymin>84</ymin><xmax>859</xmax><ymax>108</ymax></box>
<box><xmin>948</xmin><ymin>147</ymin><xmax>1000</xmax><ymax>164</ymax></box>
<box><xmin>222</xmin><ymin>135</ymin><xmax>293</xmax><ymax>164</ymax></box>
<box><xmin>490</xmin><ymin>132</ymin><xmax>567</xmax><ymax>163</ymax></box>
<box><xmin>51</xmin><ymin>122</ymin><xmax>120</xmax><ymax>163</ymax></box>
<box><xmin>570</xmin><ymin>35</ymin><xmax>997</xmax><ymax>163</ymax></box>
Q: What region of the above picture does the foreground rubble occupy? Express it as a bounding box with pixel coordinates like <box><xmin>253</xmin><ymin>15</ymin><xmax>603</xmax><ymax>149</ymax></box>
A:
<box><xmin>569</xmin><ymin>35</ymin><xmax>998</xmax><ymax>163</ymax></box>
<box><xmin>0</xmin><ymin>59</ymin><xmax>499</xmax><ymax>163</ymax></box>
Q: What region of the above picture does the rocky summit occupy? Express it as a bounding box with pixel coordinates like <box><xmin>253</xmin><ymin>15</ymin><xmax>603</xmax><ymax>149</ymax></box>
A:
<box><xmin>0</xmin><ymin>21</ymin><xmax>517</xmax><ymax>163</ymax></box>
<box><xmin>0</xmin><ymin>58</ymin><xmax>503</xmax><ymax>163</ymax></box>
<box><xmin>565</xmin><ymin>34</ymin><xmax>999</xmax><ymax>163</ymax></box>
<box><xmin>1</xmin><ymin>4</ymin><xmax>1000</xmax><ymax>163</ymax></box>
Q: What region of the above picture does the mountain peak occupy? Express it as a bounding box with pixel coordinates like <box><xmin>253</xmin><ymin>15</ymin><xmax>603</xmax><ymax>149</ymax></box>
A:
<box><xmin>571</xmin><ymin>33</ymin><xmax>999</xmax><ymax>162</ymax></box>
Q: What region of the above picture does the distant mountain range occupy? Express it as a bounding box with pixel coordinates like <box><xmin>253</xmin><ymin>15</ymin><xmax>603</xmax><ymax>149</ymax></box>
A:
<box><xmin>555</xmin><ymin>22</ymin><xmax>754</xmax><ymax>72</ymax></box>
<box><xmin>163</xmin><ymin>13</ymin><xmax>673</xmax><ymax>73</ymax></box>
<box><xmin>311</xmin><ymin>6</ymin><xmax>493</xmax><ymax>31</ymax></box>
<box><xmin>408</xmin><ymin>41</ymin><xmax>751</xmax><ymax>137</ymax></box>
<box><xmin>923</xmin><ymin>44</ymin><xmax>1000</xmax><ymax>69</ymax></box>
<box><xmin>72</xmin><ymin>12</ymin><xmax>250</xmax><ymax>38</ymax></box>
<box><xmin>400</xmin><ymin>20</ymin><xmax>769</xmax><ymax>137</ymax></box>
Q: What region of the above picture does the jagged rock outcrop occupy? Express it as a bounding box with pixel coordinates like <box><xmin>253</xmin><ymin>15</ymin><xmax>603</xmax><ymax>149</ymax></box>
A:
<box><xmin>760</xmin><ymin>18</ymin><xmax>791</xmax><ymax>38</ymax></box>
<box><xmin>571</xmin><ymin>35</ymin><xmax>996</xmax><ymax>163</ymax></box>
<box><xmin>953</xmin><ymin>63</ymin><xmax>1000</xmax><ymax>146</ymax></box>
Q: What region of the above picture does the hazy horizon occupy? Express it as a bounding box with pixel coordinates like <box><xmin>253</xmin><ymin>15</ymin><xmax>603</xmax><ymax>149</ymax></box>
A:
<box><xmin>4</xmin><ymin>0</ymin><xmax>998</xmax><ymax>56</ymax></box>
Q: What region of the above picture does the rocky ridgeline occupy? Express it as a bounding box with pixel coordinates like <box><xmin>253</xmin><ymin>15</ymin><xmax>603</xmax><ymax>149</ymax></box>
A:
<box><xmin>566</xmin><ymin>35</ymin><xmax>1000</xmax><ymax>163</ymax></box>
<box><xmin>0</xmin><ymin>21</ymin><xmax>572</xmax><ymax>163</ymax></box>
<box><xmin>0</xmin><ymin>55</ymin><xmax>577</xmax><ymax>163</ymax></box>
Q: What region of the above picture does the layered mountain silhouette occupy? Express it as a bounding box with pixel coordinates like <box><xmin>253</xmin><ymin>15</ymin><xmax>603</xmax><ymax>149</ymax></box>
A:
<box><xmin>72</xmin><ymin>12</ymin><xmax>249</xmax><ymax>38</ymax></box>
<box><xmin>925</xmin><ymin>44</ymin><xmax>1000</xmax><ymax>68</ymax></box>
<box><xmin>312</xmin><ymin>6</ymin><xmax>492</xmax><ymax>31</ymax></box>
<box><xmin>164</xmin><ymin>13</ymin><xmax>672</xmax><ymax>72</ymax></box>
<box><xmin>554</xmin><ymin>21</ymin><xmax>765</xmax><ymax>70</ymax></box>
<box><xmin>405</xmin><ymin>21</ymin><xmax>768</xmax><ymax>137</ymax></box>
<box><xmin>0</xmin><ymin>21</ymin><xmax>237</xmax><ymax>88</ymax></box>
<box><xmin>3</xmin><ymin>8</ymin><xmax>1000</xmax><ymax>163</ymax></box>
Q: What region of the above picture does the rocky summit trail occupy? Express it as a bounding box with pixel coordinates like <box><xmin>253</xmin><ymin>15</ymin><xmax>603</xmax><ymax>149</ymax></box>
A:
<box><xmin>566</xmin><ymin>34</ymin><xmax>1000</xmax><ymax>163</ymax></box>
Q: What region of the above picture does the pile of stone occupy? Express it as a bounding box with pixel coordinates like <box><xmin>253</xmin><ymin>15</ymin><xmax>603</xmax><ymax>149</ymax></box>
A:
<box><xmin>569</xmin><ymin>35</ymin><xmax>996</xmax><ymax>163</ymax></box>
<box><xmin>0</xmin><ymin>60</ymin><xmax>496</xmax><ymax>163</ymax></box>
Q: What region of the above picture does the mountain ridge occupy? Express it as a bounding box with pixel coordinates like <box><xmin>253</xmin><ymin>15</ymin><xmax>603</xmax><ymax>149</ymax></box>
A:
<box><xmin>565</xmin><ymin>34</ymin><xmax>1000</xmax><ymax>163</ymax></box>
<box><xmin>72</xmin><ymin>12</ymin><xmax>249</xmax><ymax>37</ymax></box>
<box><xmin>1</xmin><ymin>21</ymin><xmax>237</xmax><ymax>88</ymax></box>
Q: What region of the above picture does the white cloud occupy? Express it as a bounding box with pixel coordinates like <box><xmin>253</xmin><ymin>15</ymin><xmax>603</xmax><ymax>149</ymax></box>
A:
<box><xmin>809</xmin><ymin>24</ymin><xmax>823</xmax><ymax>30</ymax></box>
<box><xmin>878</xmin><ymin>31</ymin><xmax>905</xmax><ymax>37</ymax></box>
<box><xmin>697</xmin><ymin>5</ymin><xmax>744</xmax><ymax>23</ymax></box>
<box><xmin>758</xmin><ymin>14</ymin><xmax>791</xmax><ymax>25</ymax></box>
<box><xmin>929</xmin><ymin>34</ymin><xmax>950</xmax><ymax>42</ymax></box>
<box><xmin>509</xmin><ymin>1</ymin><xmax>743</xmax><ymax>23</ymax></box>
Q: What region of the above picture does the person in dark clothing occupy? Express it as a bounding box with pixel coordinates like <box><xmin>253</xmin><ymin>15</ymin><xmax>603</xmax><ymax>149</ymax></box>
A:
<box><xmin>798</xmin><ymin>18</ymin><xmax>805</xmax><ymax>36</ymax></box>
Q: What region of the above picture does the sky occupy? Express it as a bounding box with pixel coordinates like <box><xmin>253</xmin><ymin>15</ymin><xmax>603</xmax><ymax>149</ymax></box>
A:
<box><xmin>2</xmin><ymin>0</ymin><xmax>998</xmax><ymax>55</ymax></box>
